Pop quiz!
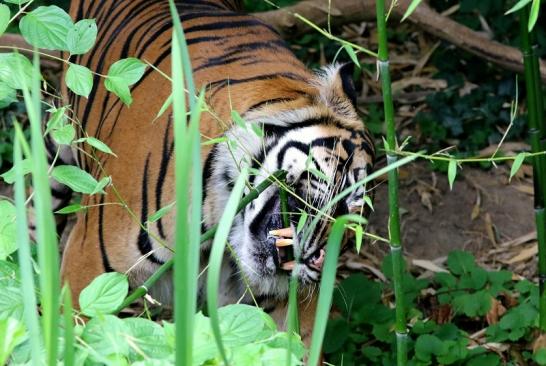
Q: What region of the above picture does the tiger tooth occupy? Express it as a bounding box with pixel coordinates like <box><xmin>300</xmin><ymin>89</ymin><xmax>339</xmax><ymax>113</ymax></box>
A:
<box><xmin>275</xmin><ymin>238</ymin><xmax>293</xmax><ymax>247</ymax></box>
<box><xmin>281</xmin><ymin>260</ymin><xmax>296</xmax><ymax>271</ymax></box>
<box><xmin>269</xmin><ymin>227</ymin><xmax>293</xmax><ymax>238</ymax></box>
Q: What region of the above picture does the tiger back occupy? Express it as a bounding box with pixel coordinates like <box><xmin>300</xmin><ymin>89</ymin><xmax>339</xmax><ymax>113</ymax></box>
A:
<box><xmin>62</xmin><ymin>0</ymin><xmax>375</xmax><ymax>340</ymax></box>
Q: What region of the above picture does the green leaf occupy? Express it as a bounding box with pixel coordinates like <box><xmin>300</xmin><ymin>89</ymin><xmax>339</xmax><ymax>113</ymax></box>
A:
<box><xmin>79</xmin><ymin>272</ymin><xmax>129</xmax><ymax>317</ymax></box>
<box><xmin>66</xmin><ymin>19</ymin><xmax>97</xmax><ymax>55</ymax></box>
<box><xmin>3</xmin><ymin>0</ymin><xmax>31</xmax><ymax>4</ymax></box>
<box><xmin>446</xmin><ymin>250</ymin><xmax>475</xmax><ymax>275</ymax></box>
<box><xmin>75</xmin><ymin>137</ymin><xmax>116</xmax><ymax>156</ymax></box>
<box><xmin>147</xmin><ymin>201</ymin><xmax>175</xmax><ymax>223</ymax></box>
<box><xmin>364</xmin><ymin>195</ymin><xmax>374</xmax><ymax>211</ymax></box>
<box><xmin>45</xmin><ymin>106</ymin><xmax>68</xmax><ymax>133</ymax></box>
<box><xmin>123</xmin><ymin>318</ymin><xmax>171</xmax><ymax>361</ymax></box>
<box><xmin>534</xmin><ymin>348</ymin><xmax>546</xmax><ymax>365</ymax></box>
<box><xmin>0</xmin><ymin>286</ymin><xmax>23</xmax><ymax>321</ymax></box>
<box><xmin>0</xmin><ymin>81</ymin><xmax>16</xmax><ymax>109</ymax></box>
<box><xmin>218</xmin><ymin>304</ymin><xmax>266</xmax><ymax>347</ymax></box>
<box><xmin>65</xmin><ymin>64</ymin><xmax>93</xmax><ymax>98</ymax></box>
<box><xmin>401</xmin><ymin>0</ymin><xmax>424</xmax><ymax>21</ymax></box>
<box><xmin>154</xmin><ymin>93</ymin><xmax>172</xmax><ymax>121</ymax></box>
<box><xmin>0</xmin><ymin>201</ymin><xmax>16</xmax><ymax>260</ymax></box>
<box><xmin>343</xmin><ymin>44</ymin><xmax>360</xmax><ymax>68</ymax></box>
<box><xmin>19</xmin><ymin>5</ymin><xmax>73</xmax><ymax>50</ymax></box>
<box><xmin>1</xmin><ymin>159</ymin><xmax>32</xmax><ymax>184</ymax></box>
<box><xmin>51</xmin><ymin>165</ymin><xmax>100</xmax><ymax>194</ymax></box>
<box><xmin>231</xmin><ymin>109</ymin><xmax>247</xmax><ymax>129</ymax></box>
<box><xmin>0</xmin><ymin>4</ymin><xmax>10</xmax><ymax>37</ymax></box>
<box><xmin>510</xmin><ymin>153</ymin><xmax>526</xmax><ymax>182</ymax></box>
<box><xmin>107</xmin><ymin>58</ymin><xmax>146</xmax><ymax>85</ymax></box>
<box><xmin>355</xmin><ymin>224</ymin><xmax>363</xmax><ymax>253</ymax></box>
<box><xmin>0</xmin><ymin>318</ymin><xmax>26</xmax><ymax>365</ymax></box>
<box><xmin>51</xmin><ymin>123</ymin><xmax>75</xmax><ymax>145</ymax></box>
<box><xmin>82</xmin><ymin>315</ymin><xmax>130</xmax><ymax>360</ymax></box>
<box><xmin>296</xmin><ymin>210</ymin><xmax>308</xmax><ymax>234</ymax></box>
<box><xmin>529</xmin><ymin>0</ymin><xmax>540</xmax><ymax>31</ymax></box>
<box><xmin>0</xmin><ymin>53</ymin><xmax>34</xmax><ymax>89</ymax></box>
<box><xmin>505</xmin><ymin>0</ymin><xmax>532</xmax><ymax>14</ymax></box>
<box><xmin>414</xmin><ymin>334</ymin><xmax>446</xmax><ymax>362</ymax></box>
<box><xmin>104</xmin><ymin>76</ymin><xmax>132</xmax><ymax>105</ymax></box>
<box><xmin>250</xmin><ymin>122</ymin><xmax>264</xmax><ymax>137</ymax></box>
<box><xmin>55</xmin><ymin>203</ymin><xmax>86</xmax><ymax>214</ymax></box>
<box><xmin>90</xmin><ymin>176</ymin><xmax>110</xmax><ymax>195</ymax></box>
<box><xmin>447</xmin><ymin>159</ymin><xmax>457</xmax><ymax>190</ymax></box>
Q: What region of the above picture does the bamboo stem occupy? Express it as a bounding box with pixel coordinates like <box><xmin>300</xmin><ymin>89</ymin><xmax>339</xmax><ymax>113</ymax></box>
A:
<box><xmin>520</xmin><ymin>5</ymin><xmax>546</xmax><ymax>333</ymax></box>
<box><xmin>115</xmin><ymin>171</ymin><xmax>287</xmax><ymax>313</ymax></box>
<box><xmin>375</xmin><ymin>0</ymin><xmax>408</xmax><ymax>364</ymax></box>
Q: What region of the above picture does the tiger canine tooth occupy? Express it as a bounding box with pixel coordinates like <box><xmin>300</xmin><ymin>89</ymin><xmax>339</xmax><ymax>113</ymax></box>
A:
<box><xmin>275</xmin><ymin>238</ymin><xmax>293</xmax><ymax>247</ymax></box>
<box><xmin>281</xmin><ymin>260</ymin><xmax>295</xmax><ymax>271</ymax></box>
<box><xmin>269</xmin><ymin>227</ymin><xmax>293</xmax><ymax>237</ymax></box>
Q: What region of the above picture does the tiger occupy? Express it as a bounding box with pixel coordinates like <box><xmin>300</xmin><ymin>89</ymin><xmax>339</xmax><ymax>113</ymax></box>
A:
<box><xmin>61</xmin><ymin>0</ymin><xmax>375</xmax><ymax>342</ymax></box>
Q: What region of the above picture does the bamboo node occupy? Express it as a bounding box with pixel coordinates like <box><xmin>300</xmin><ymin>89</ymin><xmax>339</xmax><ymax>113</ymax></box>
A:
<box><xmin>389</xmin><ymin>245</ymin><xmax>402</xmax><ymax>252</ymax></box>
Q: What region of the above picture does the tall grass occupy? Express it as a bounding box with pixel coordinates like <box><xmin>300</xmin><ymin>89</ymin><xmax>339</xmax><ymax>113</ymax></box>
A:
<box><xmin>17</xmin><ymin>51</ymin><xmax>61</xmax><ymax>365</ymax></box>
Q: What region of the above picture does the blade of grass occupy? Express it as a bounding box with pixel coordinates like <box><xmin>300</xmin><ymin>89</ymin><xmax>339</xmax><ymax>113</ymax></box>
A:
<box><xmin>13</xmin><ymin>123</ymin><xmax>42</xmax><ymax>365</ymax></box>
<box><xmin>207</xmin><ymin>167</ymin><xmax>250</xmax><ymax>365</ymax></box>
<box><xmin>62</xmin><ymin>285</ymin><xmax>75</xmax><ymax>366</ymax></box>
<box><xmin>18</xmin><ymin>50</ymin><xmax>60</xmax><ymax>366</ymax></box>
<box><xmin>307</xmin><ymin>215</ymin><xmax>366</xmax><ymax>366</ymax></box>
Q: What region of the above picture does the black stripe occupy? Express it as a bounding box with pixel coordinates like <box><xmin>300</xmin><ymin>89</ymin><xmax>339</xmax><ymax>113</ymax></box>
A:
<box><xmin>155</xmin><ymin>118</ymin><xmax>174</xmax><ymax>240</ymax></box>
<box><xmin>98</xmin><ymin>196</ymin><xmax>114</xmax><ymax>272</ymax></box>
<box><xmin>249</xmin><ymin>194</ymin><xmax>277</xmax><ymax>237</ymax></box>
<box><xmin>138</xmin><ymin>155</ymin><xmax>165</xmax><ymax>264</ymax></box>
<box><xmin>183</xmin><ymin>19</ymin><xmax>277</xmax><ymax>35</ymax></box>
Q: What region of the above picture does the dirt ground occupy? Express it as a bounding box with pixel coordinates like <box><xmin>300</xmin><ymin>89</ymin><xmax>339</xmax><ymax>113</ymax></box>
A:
<box><xmin>341</xmin><ymin>159</ymin><xmax>539</xmax><ymax>281</ymax></box>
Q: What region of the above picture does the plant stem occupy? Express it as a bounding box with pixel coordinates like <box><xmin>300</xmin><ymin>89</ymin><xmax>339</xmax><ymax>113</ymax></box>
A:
<box><xmin>375</xmin><ymin>0</ymin><xmax>408</xmax><ymax>364</ymax></box>
<box><xmin>115</xmin><ymin>170</ymin><xmax>287</xmax><ymax>313</ymax></box>
<box><xmin>520</xmin><ymin>4</ymin><xmax>546</xmax><ymax>332</ymax></box>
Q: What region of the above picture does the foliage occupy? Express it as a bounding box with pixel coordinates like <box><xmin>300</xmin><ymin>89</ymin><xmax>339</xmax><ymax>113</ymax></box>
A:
<box><xmin>325</xmin><ymin>251</ymin><xmax>543</xmax><ymax>365</ymax></box>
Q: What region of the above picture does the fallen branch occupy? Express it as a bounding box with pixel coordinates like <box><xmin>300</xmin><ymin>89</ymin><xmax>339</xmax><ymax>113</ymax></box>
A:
<box><xmin>255</xmin><ymin>0</ymin><xmax>546</xmax><ymax>83</ymax></box>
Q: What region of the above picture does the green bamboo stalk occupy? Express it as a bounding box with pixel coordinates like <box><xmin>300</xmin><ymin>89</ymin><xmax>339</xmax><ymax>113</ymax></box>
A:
<box><xmin>115</xmin><ymin>170</ymin><xmax>287</xmax><ymax>313</ymax></box>
<box><xmin>519</xmin><ymin>4</ymin><xmax>546</xmax><ymax>332</ymax></box>
<box><xmin>376</xmin><ymin>0</ymin><xmax>408</xmax><ymax>364</ymax></box>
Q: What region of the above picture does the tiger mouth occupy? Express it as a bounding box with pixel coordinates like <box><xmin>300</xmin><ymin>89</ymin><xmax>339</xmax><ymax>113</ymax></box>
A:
<box><xmin>268</xmin><ymin>227</ymin><xmax>325</xmax><ymax>273</ymax></box>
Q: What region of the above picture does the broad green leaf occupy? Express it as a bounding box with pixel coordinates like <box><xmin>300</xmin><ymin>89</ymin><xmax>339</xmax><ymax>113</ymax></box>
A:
<box><xmin>231</xmin><ymin>110</ymin><xmax>246</xmax><ymax>129</ymax></box>
<box><xmin>66</xmin><ymin>19</ymin><xmax>97</xmax><ymax>55</ymax></box>
<box><xmin>3</xmin><ymin>0</ymin><xmax>31</xmax><ymax>4</ymax></box>
<box><xmin>447</xmin><ymin>159</ymin><xmax>457</xmax><ymax>190</ymax></box>
<box><xmin>401</xmin><ymin>0</ymin><xmax>424</xmax><ymax>21</ymax></box>
<box><xmin>81</xmin><ymin>315</ymin><xmax>130</xmax><ymax>359</ymax></box>
<box><xmin>107</xmin><ymin>58</ymin><xmax>146</xmax><ymax>85</ymax></box>
<box><xmin>19</xmin><ymin>5</ymin><xmax>73</xmax><ymax>50</ymax></box>
<box><xmin>0</xmin><ymin>286</ymin><xmax>23</xmax><ymax>321</ymax></box>
<box><xmin>45</xmin><ymin>106</ymin><xmax>68</xmax><ymax>133</ymax></box>
<box><xmin>65</xmin><ymin>64</ymin><xmax>93</xmax><ymax>98</ymax></box>
<box><xmin>55</xmin><ymin>203</ymin><xmax>86</xmax><ymax>214</ymax></box>
<box><xmin>509</xmin><ymin>153</ymin><xmax>526</xmax><ymax>182</ymax></box>
<box><xmin>218</xmin><ymin>304</ymin><xmax>266</xmax><ymax>347</ymax></box>
<box><xmin>0</xmin><ymin>81</ymin><xmax>16</xmax><ymax>109</ymax></box>
<box><xmin>90</xmin><ymin>176</ymin><xmax>110</xmax><ymax>195</ymax></box>
<box><xmin>355</xmin><ymin>224</ymin><xmax>363</xmax><ymax>253</ymax></box>
<box><xmin>123</xmin><ymin>318</ymin><xmax>171</xmax><ymax>361</ymax></box>
<box><xmin>51</xmin><ymin>165</ymin><xmax>100</xmax><ymax>194</ymax></box>
<box><xmin>534</xmin><ymin>348</ymin><xmax>546</xmax><ymax>365</ymax></box>
<box><xmin>104</xmin><ymin>76</ymin><xmax>132</xmax><ymax>105</ymax></box>
<box><xmin>147</xmin><ymin>201</ymin><xmax>175</xmax><ymax>223</ymax></box>
<box><xmin>529</xmin><ymin>0</ymin><xmax>540</xmax><ymax>31</ymax></box>
<box><xmin>414</xmin><ymin>334</ymin><xmax>446</xmax><ymax>363</ymax></box>
<box><xmin>51</xmin><ymin>123</ymin><xmax>75</xmax><ymax>145</ymax></box>
<box><xmin>79</xmin><ymin>272</ymin><xmax>129</xmax><ymax>317</ymax></box>
<box><xmin>0</xmin><ymin>4</ymin><xmax>10</xmax><ymax>37</ymax></box>
<box><xmin>446</xmin><ymin>250</ymin><xmax>475</xmax><ymax>275</ymax></box>
<box><xmin>0</xmin><ymin>201</ymin><xmax>16</xmax><ymax>260</ymax></box>
<box><xmin>75</xmin><ymin>137</ymin><xmax>116</xmax><ymax>156</ymax></box>
<box><xmin>0</xmin><ymin>159</ymin><xmax>32</xmax><ymax>184</ymax></box>
<box><xmin>505</xmin><ymin>0</ymin><xmax>532</xmax><ymax>14</ymax></box>
<box><xmin>0</xmin><ymin>53</ymin><xmax>34</xmax><ymax>89</ymax></box>
<box><xmin>343</xmin><ymin>44</ymin><xmax>360</xmax><ymax>68</ymax></box>
<box><xmin>0</xmin><ymin>318</ymin><xmax>26</xmax><ymax>365</ymax></box>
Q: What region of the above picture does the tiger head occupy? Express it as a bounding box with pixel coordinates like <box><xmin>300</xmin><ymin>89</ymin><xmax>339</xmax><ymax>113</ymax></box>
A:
<box><xmin>203</xmin><ymin>63</ymin><xmax>375</xmax><ymax>298</ymax></box>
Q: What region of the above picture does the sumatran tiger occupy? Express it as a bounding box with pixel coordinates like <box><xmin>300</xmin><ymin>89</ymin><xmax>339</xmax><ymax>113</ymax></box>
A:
<box><xmin>61</xmin><ymin>0</ymin><xmax>375</xmax><ymax>342</ymax></box>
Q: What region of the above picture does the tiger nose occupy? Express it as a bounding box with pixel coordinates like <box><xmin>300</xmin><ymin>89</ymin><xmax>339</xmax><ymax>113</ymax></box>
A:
<box><xmin>309</xmin><ymin>249</ymin><xmax>325</xmax><ymax>271</ymax></box>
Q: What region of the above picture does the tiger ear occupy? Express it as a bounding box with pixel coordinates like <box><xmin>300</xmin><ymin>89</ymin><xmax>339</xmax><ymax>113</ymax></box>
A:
<box><xmin>338</xmin><ymin>62</ymin><xmax>357</xmax><ymax>108</ymax></box>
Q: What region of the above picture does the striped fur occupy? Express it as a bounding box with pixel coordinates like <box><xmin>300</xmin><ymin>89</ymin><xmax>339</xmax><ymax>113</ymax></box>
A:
<box><xmin>61</xmin><ymin>0</ymin><xmax>374</xmax><ymax>339</ymax></box>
